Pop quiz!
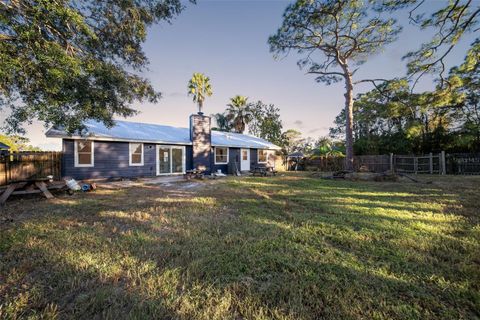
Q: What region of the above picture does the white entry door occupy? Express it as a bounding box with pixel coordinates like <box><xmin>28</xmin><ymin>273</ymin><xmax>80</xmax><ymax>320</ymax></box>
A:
<box><xmin>240</xmin><ymin>149</ymin><xmax>250</xmax><ymax>171</ymax></box>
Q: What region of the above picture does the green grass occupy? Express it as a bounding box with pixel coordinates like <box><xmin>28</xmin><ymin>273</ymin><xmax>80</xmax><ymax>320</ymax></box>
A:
<box><xmin>1</xmin><ymin>173</ymin><xmax>479</xmax><ymax>319</ymax></box>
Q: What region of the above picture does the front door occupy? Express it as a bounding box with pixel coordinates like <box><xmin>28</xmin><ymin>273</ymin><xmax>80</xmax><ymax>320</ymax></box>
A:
<box><xmin>241</xmin><ymin>148</ymin><xmax>250</xmax><ymax>171</ymax></box>
<box><xmin>157</xmin><ymin>145</ymin><xmax>185</xmax><ymax>175</ymax></box>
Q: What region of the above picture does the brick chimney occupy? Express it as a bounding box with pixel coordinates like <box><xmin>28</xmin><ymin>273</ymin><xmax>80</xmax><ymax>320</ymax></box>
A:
<box><xmin>190</xmin><ymin>113</ymin><xmax>212</xmax><ymax>172</ymax></box>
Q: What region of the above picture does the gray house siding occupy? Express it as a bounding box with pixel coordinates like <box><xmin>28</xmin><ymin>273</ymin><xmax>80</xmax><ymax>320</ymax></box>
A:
<box><xmin>211</xmin><ymin>147</ymin><xmax>240</xmax><ymax>174</ymax></box>
<box><xmin>229</xmin><ymin>148</ymin><xmax>240</xmax><ymax>173</ymax></box>
<box><xmin>251</xmin><ymin>148</ymin><xmax>275</xmax><ymax>168</ymax></box>
<box><xmin>250</xmin><ymin>148</ymin><xmax>264</xmax><ymax>168</ymax></box>
<box><xmin>61</xmin><ymin>139</ymin><xmax>273</xmax><ymax>180</ymax></box>
<box><xmin>211</xmin><ymin>148</ymin><xmax>271</xmax><ymax>174</ymax></box>
<box><xmin>185</xmin><ymin>145</ymin><xmax>194</xmax><ymax>171</ymax></box>
<box><xmin>63</xmin><ymin>139</ymin><xmax>191</xmax><ymax>179</ymax></box>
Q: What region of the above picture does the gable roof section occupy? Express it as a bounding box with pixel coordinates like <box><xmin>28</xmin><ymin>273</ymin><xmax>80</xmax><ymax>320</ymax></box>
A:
<box><xmin>211</xmin><ymin>130</ymin><xmax>280</xmax><ymax>149</ymax></box>
<box><xmin>46</xmin><ymin>120</ymin><xmax>281</xmax><ymax>150</ymax></box>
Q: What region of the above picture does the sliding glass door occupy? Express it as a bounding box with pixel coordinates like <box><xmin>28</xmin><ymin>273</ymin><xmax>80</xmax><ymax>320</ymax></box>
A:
<box><xmin>158</xmin><ymin>147</ymin><xmax>171</xmax><ymax>174</ymax></box>
<box><xmin>157</xmin><ymin>145</ymin><xmax>185</xmax><ymax>175</ymax></box>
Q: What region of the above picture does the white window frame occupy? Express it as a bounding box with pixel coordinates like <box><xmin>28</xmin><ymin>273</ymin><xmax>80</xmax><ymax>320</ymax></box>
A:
<box><xmin>74</xmin><ymin>140</ymin><xmax>94</xmax><ymax>167</ymax></box>
<box><xmin>258</xmin><ymin>149</ymin><xmax>268</xmax><ymax>164</ymax></box>
<box><xmin>156</xmin><ymin>145</ymin><xmax>186</xmax><ymax>175</ymax></box>
<box><xmin>214</xmin><ymin>147</ymin><xmax>229</xmax><ymax>165</ymax></box>
<box><xmin>129</xmin><ymin>142</ymin><xmax>144</xmax><ymax>166</ymax></box>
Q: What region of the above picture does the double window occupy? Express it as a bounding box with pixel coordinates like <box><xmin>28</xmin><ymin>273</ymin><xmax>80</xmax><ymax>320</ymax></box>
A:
<box><xmin>74</xmin><ymin>140</ymin><xmax>94</xmax><ymax>167</ymax></box>
<box><xmin>215</xmin><ymin>147</ymin><xmax>229</xmax><ymax>164</ymax></box>
<box><xmin>129</xmin><ymin>143</ymin><xmax>144</xmax><ymax>166</ymax></box>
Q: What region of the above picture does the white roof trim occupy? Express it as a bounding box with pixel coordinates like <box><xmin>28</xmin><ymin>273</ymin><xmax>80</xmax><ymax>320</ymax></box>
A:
<box><xmin>211</xmin><ymin>143</ymin><xmax>279</xmax><ymax>150</ymax></box>
<box><xmin>46</xmin><ymin>133</ymin><xmax>193</xmax><ymax>146</ymax></box>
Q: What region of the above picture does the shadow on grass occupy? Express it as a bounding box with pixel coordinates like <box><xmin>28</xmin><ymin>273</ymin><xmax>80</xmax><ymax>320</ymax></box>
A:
<box><xmin>0</xmin><ymin>175</ymin><xmax>479</xmax><ymax>319</ymax></box>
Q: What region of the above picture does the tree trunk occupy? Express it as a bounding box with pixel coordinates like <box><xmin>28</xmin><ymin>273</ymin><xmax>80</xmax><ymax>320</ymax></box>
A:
<box><xmin>342</xmin><ymin>66</ymin><xmax>354</xmax><ymax>171</ymax></box>
<box><xmin>198</xmin><ymin>99</ymin><xmax>203</xmax><ymax>114</ymax></box>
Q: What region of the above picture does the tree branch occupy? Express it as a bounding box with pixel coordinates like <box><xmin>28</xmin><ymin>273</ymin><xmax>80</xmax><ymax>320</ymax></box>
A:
<box><xmin>307</xmin><ymin>70</ymin><xmax>345</xmax><ymax>77</ymax></box>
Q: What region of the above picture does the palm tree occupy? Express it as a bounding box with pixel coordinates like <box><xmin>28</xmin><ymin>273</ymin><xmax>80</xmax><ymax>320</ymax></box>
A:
<box><xmin>187</xmin><ymin>73</ymin><xmax>213</xmax><ymax>114</ymax></box>
<box><xmin>226</xmin><ymin>95</ymin><xmax>253</xmax><ymax>134</ymax></box>
<box><xmin>211</xmin><ymin>112</ymin><xmax>233</xmax><ymax>132</ymax></box>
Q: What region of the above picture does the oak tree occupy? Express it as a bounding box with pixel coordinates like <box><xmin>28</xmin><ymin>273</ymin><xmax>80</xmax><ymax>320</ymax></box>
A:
<box><xmin>1</xmin><ymin>0</ymin><xmax>188</xmax><ymax>134</ymax></box>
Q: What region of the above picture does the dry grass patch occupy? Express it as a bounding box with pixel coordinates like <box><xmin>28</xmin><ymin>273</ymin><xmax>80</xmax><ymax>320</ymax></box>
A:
<box><xmin>1</xmin><ymin>174</ymin><xmax>479</xmax><ymax>319</ymax></box>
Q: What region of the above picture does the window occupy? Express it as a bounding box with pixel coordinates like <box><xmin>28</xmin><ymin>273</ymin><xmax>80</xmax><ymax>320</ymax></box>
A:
<box><xmin>129</xmin><ymin>143</ymin><xmax>144</xmax><ymax>166</ymax></box>
<box><xmin>242</xmin><ymin>149</ymin><xmax>248</xmax><ymax>161</ymax></box>
<box><xmin>215</xmin><ymin>147</ymin><xmax>229</xmax><ymax>164</ymax></box>
<box><xmin>258</xmin><ymin>149</ymin><xmax>268</xmax><ymax>163</ymax></box>
<box><xmin>75</xmin><ymin>140</ymin><xmax>94</xmax><ymax>167</ymax></box>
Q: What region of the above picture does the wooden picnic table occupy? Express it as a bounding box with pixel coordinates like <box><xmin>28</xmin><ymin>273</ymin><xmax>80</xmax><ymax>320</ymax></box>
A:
<box><xmin>183</xmin><ymin>169</ymin><xmax>205</xmax><ymax>180</ymax></box>
<box><xmin>0</xmin><ymin>178</ymin><xmax>65</xmax><ymax>205</ymax></box>
<box><xmin>250</xmin><ymin>166</ymin><xmax>277</xmax><ymax>177</ymax></box>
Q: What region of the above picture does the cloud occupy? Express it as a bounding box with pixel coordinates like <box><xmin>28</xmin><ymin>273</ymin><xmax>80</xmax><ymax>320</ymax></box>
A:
<box><xmin>293</xmin><ymin>120</ymin><xmax>304</xmax><ymax>128</ymax></box>
<box><xmin>308</xmin><ymin>127</ymin><xmax>329</xmax><ymax>134</ymax></box>
<box><xmin>166</xmin><ymin>92</ymin><xmax>185</xmax><ymax>98</ymax></box>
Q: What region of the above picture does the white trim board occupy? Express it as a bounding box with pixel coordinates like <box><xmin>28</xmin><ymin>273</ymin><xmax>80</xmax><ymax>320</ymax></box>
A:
<box><xmin>214</xmin><ymin>146</ymin><xmax>229</xmax><ymax>165</ymax></box>
<box><xmin>156</xmin><ymin>145</ymin><xmax>186</xmax><ymax>175</ymax></box>
<box><xmin>74</xmin><ymin>140</ymin><xmax>94</xmax><ymax>167</ymax></box>
<box><xmin>129</xmin><ymin>142</ymin><xmax>144</xmax><ymax>166</ymax></box>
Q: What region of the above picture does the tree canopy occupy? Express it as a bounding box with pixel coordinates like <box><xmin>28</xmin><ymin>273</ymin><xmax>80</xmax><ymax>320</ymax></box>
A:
<box><xmin>0</xmin><ymin>0</ymin><xmax>188</xmax><ymax>134</ymax></box>
<box><xmin>381</xmin><ymin>0</ymin><xmax>480</xmax><ymax>87</ymax></box>
<box><xmin>0</xmin><ymin>134</ymin><xmax>41</xmax><ymax>151</ymax></box>
<box><xmin>269</xmin><ymin>0</ymin><xmax>401</xmax><ymax>170</ymax></box>
<box><xmin>248</xmin><ymin>101</ymin><xmax>283</xmax><ymax>146</ymax></box>
<box><xmin>329</xmin><ymin>39</ymin><xmax>480</xmax><ymax>154</ymax></box>
<box><xmin>225</xmin><ymin>95</ymin><xmax>252</xmax><ymax>134</ymax></box>
<box><xmin>187</xmin><ymin>72</ymin><xmax>213</xmax><ymax>114</ymax></box>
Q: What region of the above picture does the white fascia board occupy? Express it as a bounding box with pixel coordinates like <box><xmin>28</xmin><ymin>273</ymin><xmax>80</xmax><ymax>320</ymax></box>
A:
<box><xmin>47</xmin><ymin>134</ymin><xmax>192</xmax><ymax>146</ymax></box>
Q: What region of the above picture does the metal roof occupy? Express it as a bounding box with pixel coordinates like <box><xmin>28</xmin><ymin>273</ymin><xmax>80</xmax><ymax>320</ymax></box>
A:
<box><xmin>0</xmin><ymin>142</ymin><xmax>11</xmax><ymax>149</ymax></box>
<box><xmin>46</xmin><ymin>119</ymin><xmax>280</xmax><ymax>150</ymax></box>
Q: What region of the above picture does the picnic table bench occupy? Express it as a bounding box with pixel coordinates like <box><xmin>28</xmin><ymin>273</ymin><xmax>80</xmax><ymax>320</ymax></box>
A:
<box><xmin>0</xmin><ymin>178</ymin><xmax>66</xmax><ymax>205</ymax></box>
<box><xmin>250</xmin><ymin>166</ymin><xmax>277</xmax><ymax>177</ymax></box>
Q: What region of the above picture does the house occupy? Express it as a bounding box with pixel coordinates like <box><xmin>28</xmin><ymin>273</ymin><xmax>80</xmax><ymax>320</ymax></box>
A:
<box><xmin>46</xmin><ymin>113</ymin><xmax>280</xmax><ymax>179</ymax></box>
<box><xmin>0</xmin><ymin>142</ymin><xmax>11</xmax><ymax>156</ymax></box>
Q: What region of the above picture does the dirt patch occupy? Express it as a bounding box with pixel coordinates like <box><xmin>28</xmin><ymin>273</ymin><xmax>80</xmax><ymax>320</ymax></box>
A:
<box><xmin>94</xmin><ymin>176</ymin><xmax>207</xmax><ymax>191</ymax></box>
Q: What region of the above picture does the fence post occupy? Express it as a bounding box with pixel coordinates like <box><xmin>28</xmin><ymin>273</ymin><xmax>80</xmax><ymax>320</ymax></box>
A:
<box><xmin>414</xmin><ymin>157</ymin><xmax>418</xmax><ymax>174</ymax></box>
<box><xmin>5</xmin><ymin>153</ymin><xmax>9</xmax><ymax>185</ymax></box>
<box><xmin>429</xmin><ymin>152</ymin><xmax>433</xmax><ymax>174</ymax></box>
<box><xmin>441</xmin><ymin>151</ymin><xmax>446</xmax><ymax>175</ymax></box>
<box><xmin>2</xmin><ymin>155</ymin><xmax>7</xmax><ymax>185</ymax></box>
<box><xmin>390</xmin><ymin>153</ymin><xmax>394</xmax><ymax>172</ymax></box>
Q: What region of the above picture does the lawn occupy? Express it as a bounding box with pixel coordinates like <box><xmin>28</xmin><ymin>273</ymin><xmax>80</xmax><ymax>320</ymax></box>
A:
<box><xmin>0</xmin><ymin>173</ymin><xmax>479</xmax><ymax>319</ymax></box>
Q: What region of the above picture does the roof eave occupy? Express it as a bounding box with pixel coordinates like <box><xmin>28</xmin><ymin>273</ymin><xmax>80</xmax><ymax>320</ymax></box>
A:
<box><xmin>46</xmin><ymin>133</ymin><xmax>193</xmax><ymax>146</ymax></box>
<box><xmin>211</xmin><ymin>143</ymin><xmax>281</xmax><ymax>150</ymax></box>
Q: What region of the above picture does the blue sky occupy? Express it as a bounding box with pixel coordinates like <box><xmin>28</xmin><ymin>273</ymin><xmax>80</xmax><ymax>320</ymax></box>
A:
<box><xmin>16</xmin><ymin>0</ymin><xmax>475</xmax><ymax>150</ymax></box>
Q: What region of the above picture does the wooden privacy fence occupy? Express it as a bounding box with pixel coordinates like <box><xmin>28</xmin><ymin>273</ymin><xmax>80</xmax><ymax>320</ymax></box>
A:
<box><xmin>0</xmin><ymin>152</ymin><xmax>62</xmax><ymax>186</ymax></box>
<box><xmin>354</xmin><ymin>154</ymin><xmax>391</xmax><ymax>173</ymax></box>
<box><xmin>303</xmin><ymin>156</ymin><xmax>345</xmax><ymax>172</ymax></box>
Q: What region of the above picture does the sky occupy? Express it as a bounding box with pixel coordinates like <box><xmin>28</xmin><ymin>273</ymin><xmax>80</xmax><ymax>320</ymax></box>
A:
<box><xmin>6</xmin><ymin>0</ymin><xmax>476</xmax><ymax>150</ymax></box>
